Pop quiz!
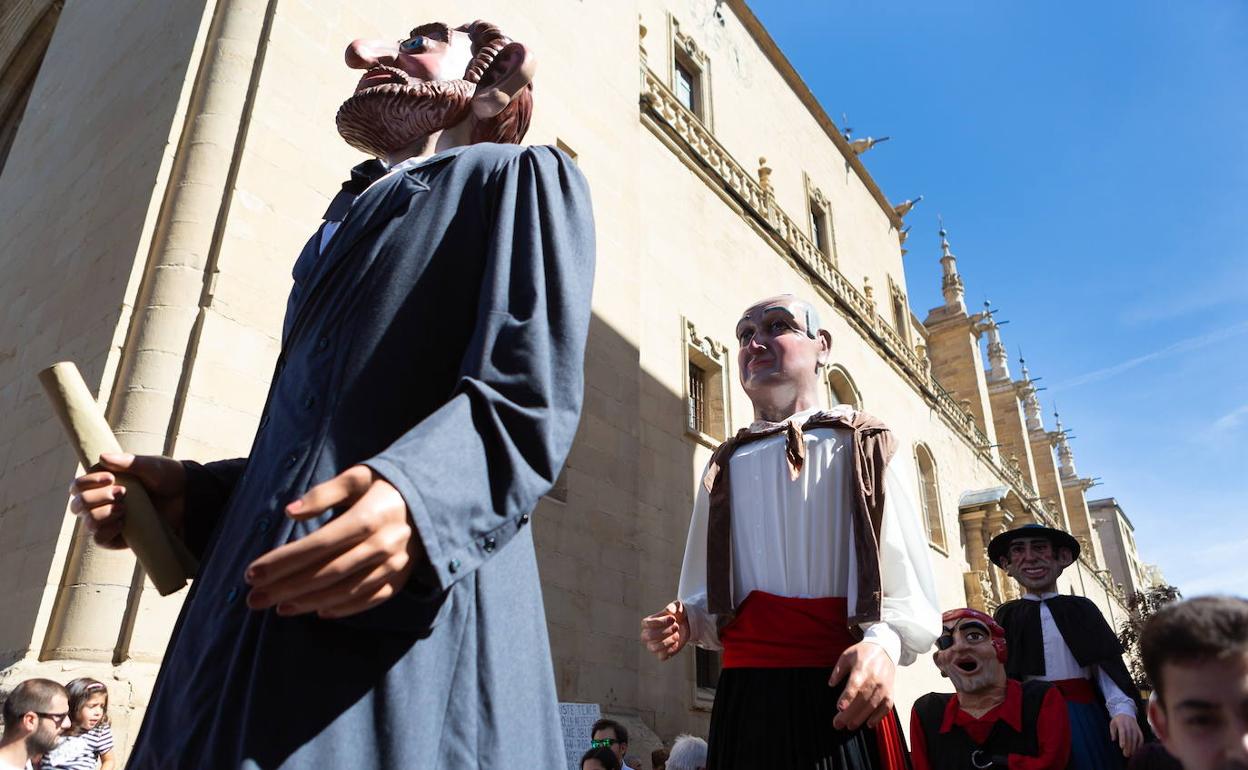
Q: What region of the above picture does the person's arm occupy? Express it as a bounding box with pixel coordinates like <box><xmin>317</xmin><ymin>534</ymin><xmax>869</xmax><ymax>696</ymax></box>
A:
<box><xmin>1007</xmin><ymin>686</ymin><xmax>1071</xmax><ymax>770</ymax></box>
<box><xmin>1096</xmin><ymin>664</ymin><xmax>1144</xmax><ymax>757</ymax></box>
<box><xmin>909</xmin><ymin>706</ymin><xmax>933</xmax><ymax>770</ymax></box>
<box><xmin>859</xmin><ymin>461</ymin><xmax>942</xmax><ymax>665</ymax></box>
<box><xmin>361</xmin><ymin>146</ymin><xmax>595</xmax><ymax>595</ymax></box>
<box><xmin>180</xmin><ymin>458</ymin><xmax>247</xmax><ymax>560</ymax></box>
<box><xmin>98</xmin><ymin>750</ymin><xmax>115</xmax><ymax>770</ymax></box>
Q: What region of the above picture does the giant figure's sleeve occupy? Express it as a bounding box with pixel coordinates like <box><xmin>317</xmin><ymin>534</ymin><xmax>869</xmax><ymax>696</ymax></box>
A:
<box><xmin>1008</xmin><ymin>686</ymin><xmax>1071</xmax><ymax>770</ymax></box>
<box><xmin>364</xmin><ymin>146</ymin><xmax>595</xmax><ymax>593</ymax></box>
<box><xmin>863</xmin><ymin>461</ymin><xmax>941</xmax><ymax>665</ymax></box>
<box><xmin>676</xmin><ymin>470</ymin><xmax>722</xmax><ymax>649</ymax></box>
<box><xmin>180</xmin><ymin>458</ymin><xmax>247</xmax><ymax>562</ymax></box>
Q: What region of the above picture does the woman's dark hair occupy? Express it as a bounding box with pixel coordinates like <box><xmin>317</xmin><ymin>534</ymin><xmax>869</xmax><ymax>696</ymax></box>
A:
<box><xmin>581</xmin><ymin>746</ymin><xmax>622</xmax><ymax>770</ymax></box>
<box><xmin>64</xmin><ymin>677</ymin><xmax>109</xmax><ymax>736</ymax></box>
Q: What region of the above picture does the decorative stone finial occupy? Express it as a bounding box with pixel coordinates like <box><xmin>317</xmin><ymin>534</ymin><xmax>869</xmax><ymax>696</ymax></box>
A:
<box><xmin>863</xmin><ymin>275</ymin><xmax>874</xmax><ymax>305</ymax></box>
<box><xmin>757</xmin><ymin>157</ymin><xmax>772</xmax><ymax>195</ymax></box>
<box><xmin>938</xmin><ymin>216</ymin><xmax>966</xmax><ymax>311</ymax></box>
<box><xmin>1019</xmin><ymin>353</ymin><xmax>1044</xmax><ymax>431</ymax></box>
<box><xmin>981</xmin><ymin>302</ymin><xmax>1010</xmax><ymax>383</ymax></box>
<box><xmin>1054</xmin><ymin>408</ymin><xmax>1078</xmax><ymax>479</ymax></box>
<box><xmin>639</xmin><ymin>14</ymin><xmax>648</xmax><ymax>58</ymax></box>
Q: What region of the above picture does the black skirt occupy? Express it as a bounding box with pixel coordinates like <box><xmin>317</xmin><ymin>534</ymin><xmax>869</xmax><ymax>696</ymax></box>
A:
<box><xmin>707</xmin><ymin>667</ymin><xmax>910</xmax><ymax>770</ymax></box>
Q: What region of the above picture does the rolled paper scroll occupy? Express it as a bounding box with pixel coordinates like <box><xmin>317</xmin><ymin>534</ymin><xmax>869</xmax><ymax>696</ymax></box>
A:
<box><xmin>38</xmin><ymin>362</ymin><xmax>198</xmax><ymax>595</ymax></box>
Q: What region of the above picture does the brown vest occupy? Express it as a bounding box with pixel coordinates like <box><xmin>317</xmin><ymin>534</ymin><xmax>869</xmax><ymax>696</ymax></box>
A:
<box><xmin>702</xmin><ymin>410</ymin><xmax>897</xmax><ymax>628</ymax></box>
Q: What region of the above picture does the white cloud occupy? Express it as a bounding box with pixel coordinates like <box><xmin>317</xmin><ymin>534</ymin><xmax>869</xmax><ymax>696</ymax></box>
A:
<box><xmin>1054</xmin><ymin>320</ymin><xmax>1248</xmax><ymax>390</ymax></box>
<box><xmin>1211</xmin><ymin>404</ymin><xmax>1248</xmax><ymax>433</ymax></box>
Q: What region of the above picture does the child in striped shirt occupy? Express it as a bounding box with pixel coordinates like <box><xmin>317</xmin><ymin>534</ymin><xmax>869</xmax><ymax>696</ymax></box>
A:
<box><xmin>42</xmin><ymin>678</ymin><xmax>113</xmax><ymax>770</ymax></box>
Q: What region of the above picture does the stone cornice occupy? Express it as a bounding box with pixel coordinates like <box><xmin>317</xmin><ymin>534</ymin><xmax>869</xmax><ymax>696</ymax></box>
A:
<box><xmin>725</xmin><ymin>0</ymin><xmax>904</xmax><ymax>232</ymax></box>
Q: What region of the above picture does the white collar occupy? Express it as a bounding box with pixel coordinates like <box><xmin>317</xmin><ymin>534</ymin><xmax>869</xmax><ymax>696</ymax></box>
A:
<box><xmin>746</xmin><ymin>404</ymin><xmax>852</xmax><ymax>433</ymax></box>
<box><xmin>1023</xmin><ymin>591</ymin><xmax>1061</xmax><ymax>601</ymax></box>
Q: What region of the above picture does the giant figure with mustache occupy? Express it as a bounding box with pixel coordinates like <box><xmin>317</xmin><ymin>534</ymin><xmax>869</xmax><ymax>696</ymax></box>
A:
<box><xmin>67</xmin><ymin>19</ymin><xmax>594</xmax><ymax>769</ymax></box>
<box><xmin>910</xmin><ymin>608</ymin><xmax>1071</xmax><ymax>770</ymax></box>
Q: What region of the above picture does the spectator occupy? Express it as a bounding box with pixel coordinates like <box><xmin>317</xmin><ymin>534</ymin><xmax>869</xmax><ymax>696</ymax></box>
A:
<box><xmin>42</xmin><ymin>678</ymin><xmax>114</xmax><ymax>770</ymax></box>
<box><xmin>650</xmin><ymin>746</ymin><xmax>669</xmax><ymax>770</ymax></box>
<box><xmin>1140</xmin><ymin>595</ymin><xmax>1248</xmax><ymax>770</ymax></box>
<box><xmin>665</xmin><ymin>734</ymin><xmax>708</xmax><ymax>770</ymax></box>
<box><xmin>0</xmin><ymin>679</ymin><xmax>70</xmax><ymax>770</ymax></box>
<box><xmin>581</xmin><ymin>746</ymin><xmax>622</xmax><ymax>770</ymax></box>
<box><xmin>591</xmin><ymin>719</ymin><xmax>632</xmax><ymax>770</ymax></box>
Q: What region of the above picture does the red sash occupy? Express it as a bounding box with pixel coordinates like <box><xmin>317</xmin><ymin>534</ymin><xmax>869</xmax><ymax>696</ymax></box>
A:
<box><xmin>719</xmin><ymin>591</ymin><xmax>909</xmax><ymax>769</ymax></box>
<box><xmin>1051</xmin><ymin>677</ymin><xmax>1097</xmax><ymax>704</ymax></box>
<box><xmin>720</xmin><ymin>591</ymin><xmax>854</xmax><ymax>668</ymax></box>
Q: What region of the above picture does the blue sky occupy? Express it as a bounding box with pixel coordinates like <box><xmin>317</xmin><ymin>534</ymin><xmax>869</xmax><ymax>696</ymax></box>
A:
<box><xmin>750</xmin><ymin>1</ymin><xmax>1248</xmax><ymax>597</ymax></box>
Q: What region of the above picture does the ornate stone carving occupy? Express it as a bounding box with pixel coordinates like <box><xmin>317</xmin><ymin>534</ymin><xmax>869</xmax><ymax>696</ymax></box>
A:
<box><xmin>685</xmin><ymin>317</ymin><xmax>728</xmax><ymax>362</ymax></box>
<box><xmin>672</xmin><ymin>18</ymin><xmax>710</xmax><ymax>68</ymax></box>
<box><xmin>757</xmin><ymin>157</ymin><xmax>773</xmax><ymax>195</ymax></box>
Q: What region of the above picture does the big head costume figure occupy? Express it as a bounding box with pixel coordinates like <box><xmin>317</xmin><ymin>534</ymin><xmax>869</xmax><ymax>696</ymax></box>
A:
<box><xmin>990</xmin><ymin>524</ymin><xmax>1148</xmax><ymax>769</ymax></box>
<box><xmin>641</xmin><ymin>294</ymin><xmax>940</xmax><ymax>770</ymax></box>
<box><xmin>910</xmin><ymin>609</ymin><xmax>1071</xmax><ymax>770</ymax></box>
<box><xmin>68</xmin><ymin>17</ymin><xmax>594</xmax><ymax>769</ymax></box>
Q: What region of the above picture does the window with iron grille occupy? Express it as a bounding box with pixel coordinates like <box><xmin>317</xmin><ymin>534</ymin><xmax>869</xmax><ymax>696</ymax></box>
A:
<box><xmin>688</xmin><ymin>361</ymin><xmax>707</xmax><ymax>434</ymax></box>
<box><xmin>696</xmin><ymin>646</ymin><xmax>722</xmax><ymax>690</ymax></box>
<box><xmin>684</xmin><ymin>318</ymin><xmax>729</xmax><ymax>444</ymax></box>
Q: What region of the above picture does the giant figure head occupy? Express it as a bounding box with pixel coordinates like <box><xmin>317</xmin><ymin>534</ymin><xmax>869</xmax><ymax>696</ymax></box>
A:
<box><xmin>988</xmin><ymin>523</ymin><xmax>1079</xmax><ymax>595</ymax></box>
<box><xmin>338</xmin><ymin>20</ymin><xmax>535</xmax><ymax>159</ymax></box>
<box><xmin>735</xmin><ymin>294</ymin><xmax>832</xmax><ymax>419</ymax></box>
<box><xmin>933</xmin><ymin>608</ymin><xmax>1008</xmax><ymax>697</ymax></box>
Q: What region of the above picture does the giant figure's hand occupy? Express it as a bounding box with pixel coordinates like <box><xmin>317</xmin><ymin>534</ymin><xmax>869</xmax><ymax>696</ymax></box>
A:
<box><xmin>640</xmin><ymin>601</ymin><xmax>690</xmax><ymax>661</ymax></box>
<box><xmin>68</xmin><ymin>453</ymin><xmax>187</xmax><ymax>549</ymax></box>
<box><xmin>829</xmin><ymin>641</ymin><xmax>896</xmax><ymax>731</ymax></box>
<box><xmin>245</xmin><ymin>465</ymin><xmax>421</xmax><ymax>619</ymax></box>
<box><xmin>1109</xmin><ymin>713</ymin><xmax>1143</xmax><ymax>758</ymax></box>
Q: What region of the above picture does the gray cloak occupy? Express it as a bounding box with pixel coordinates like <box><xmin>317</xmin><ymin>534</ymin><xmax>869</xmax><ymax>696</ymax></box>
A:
<box><xmin>126</xmin><ymin>143</ymin><xmax>595</xmax><ymax>769</ymax></box>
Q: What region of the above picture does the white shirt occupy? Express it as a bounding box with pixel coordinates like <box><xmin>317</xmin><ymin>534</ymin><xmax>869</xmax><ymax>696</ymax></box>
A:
<box><xmin>1023</xmin><ymin>592</ymin><xmax>1138</xmax><ymax>719</ymax></box>
<box><xmin>678</xmin><ymin>407</ymin><xmax>941</xmax><ymax>665</ymax></box>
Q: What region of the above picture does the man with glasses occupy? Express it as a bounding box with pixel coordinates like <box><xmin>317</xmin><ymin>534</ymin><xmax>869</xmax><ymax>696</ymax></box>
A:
<box><xmin>590</xmin><ymin>719</ymin><xmax>632</xmax><ymax>770</ymax></box>
<box><xmin>0</xmin><ymin>678</ymin><xmax>70</xmax><ymax>770</ymax></box>
<box><xmin>910</xmin><ymin>608</ymin><xmax>1070</xmax><ymax>769</ymax></box>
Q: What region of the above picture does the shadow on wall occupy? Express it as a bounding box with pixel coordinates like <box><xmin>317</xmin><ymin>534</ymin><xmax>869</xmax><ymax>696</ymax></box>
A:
<box><xmin>532</xmin><ymin>310</ymin><xmax>701</xmax><ymax>732</ymax></box>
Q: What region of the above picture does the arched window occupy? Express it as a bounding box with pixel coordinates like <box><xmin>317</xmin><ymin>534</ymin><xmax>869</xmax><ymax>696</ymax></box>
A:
<box><xmin>826</xmin><ymin>364</ymin><xmax>861</xmax><ymax>410</ymax></box>
<box><xmin>914</xmin><ymin>443</ymin><xmax>946</xmax><ymax>551</ymax></box>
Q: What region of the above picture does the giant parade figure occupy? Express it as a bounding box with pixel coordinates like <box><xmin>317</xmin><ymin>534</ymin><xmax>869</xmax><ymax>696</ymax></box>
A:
<box><xmin>67</xmin><ymin>19</ymin><xmax>595</xmax><ymax>768</ymax></box>
<box><xmin>641</xmin><ymin>295</ymin><xmax>941</xmax><ymax>770</ymax></box>
<box><xmin>990</xmin><ymin>524</ymin><xmax>1147</xmax><ymax>768</ymax></box>
<box><xmin>910</xmin><ymin>608</ymin><xmax>1071</xmax><ymax>770</ymax></box>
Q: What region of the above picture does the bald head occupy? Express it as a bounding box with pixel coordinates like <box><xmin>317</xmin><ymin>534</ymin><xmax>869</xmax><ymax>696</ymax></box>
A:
<box><xmin>736</xmin><ymin>295</ymin><xmax>822</xmax><ymax>341</ymax></box>
<box><xmin>736</xmin><ymin>294</ymin><xmax>832</xmax><ymax>422</ymax></box>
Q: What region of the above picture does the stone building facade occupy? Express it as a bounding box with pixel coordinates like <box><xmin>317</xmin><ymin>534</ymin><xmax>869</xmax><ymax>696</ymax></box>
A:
<box><xmin>0</xmin><ymin>0</ymin><xmax>1146</xmax><ymax>762</ymax></box>
<box><xmin>1090</xmin><ymin>497</ymin><xmax>1161</xmax><ymax>598</ymax></box>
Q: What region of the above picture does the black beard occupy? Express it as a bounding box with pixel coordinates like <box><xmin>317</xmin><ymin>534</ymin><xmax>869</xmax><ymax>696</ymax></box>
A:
<box><xmin>336</xmin><ymin>75</ymin><xmax>475</xmax><ymax>158</ymax></box>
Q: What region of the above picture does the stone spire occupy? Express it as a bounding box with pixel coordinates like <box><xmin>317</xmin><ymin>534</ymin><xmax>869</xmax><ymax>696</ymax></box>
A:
<box><xmin>938</xmin><ymin>218</ymin><xmax>966</xmax><ymax>311</ymax></box>
<box><xmin>982</xmin><ymin>301</ymin><xmax>1010</xmax><ymax>383</ymax></box>
<box><xmin>1019</xmin><ymin>354</ymin><xmax>1044</xmax><ymax>432</ymax></box>
<box><xmin>1054</xmin><ymin>409</ymin><xmax>1077</xmax><ymax>479</ymax></box>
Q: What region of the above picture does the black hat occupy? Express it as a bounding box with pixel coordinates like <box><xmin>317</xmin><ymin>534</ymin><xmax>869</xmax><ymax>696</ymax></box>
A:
<box><xmin>987</xmin><ymin>523</ymin><xmax>1080</xmax><ymax>567</ymax></box>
